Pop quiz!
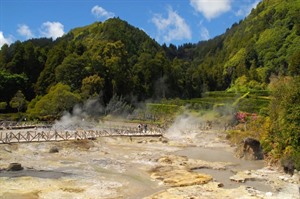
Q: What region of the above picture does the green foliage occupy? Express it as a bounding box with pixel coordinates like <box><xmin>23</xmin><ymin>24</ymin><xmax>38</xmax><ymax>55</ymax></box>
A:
<box><xmin>288</xmin><ymin>50</ymin><xmax>300</xmax><ymax>75</ymax></box>
<box><xmin>263</xmin><ymin>76</ymin><xmax>300</xmax><ymax>169</ymax></box>
<box><xmin>9</xmin><ymin>90</ymin><xmax>27</xmax><ymax>112</ymax></box>
<box><xmin>26</xmin><ymin>95</ymin><xmax>42</xmax><ymax>117</ymax></box>
<box><xmin>0</xmin><ymin>40</ymin><xmax>50</xmax><ymax>99</ymax></box>
<box><xmin>224</xmin><ymin>48</ymin><xmax>246</xmax><ymax>77</ymax></box>
<box><xmin>146</xmin><ymin>103</ymin><xmax>182</xmax><ymax>122</ymax></box>
<box><xmin>0</xmin><ymin>0</ymin><xmax>299</xmax><ymax>121</ymax></box>
<box><xmin>27</xmin><ymin>83</ymin><xmax>81</xmax><ymax>118</ymax></box>
<box><xmin>0</xmin><ymin>102</ymin><xmax>7</xmax><ymax>110</ymax></box>
<box><xmin>0</xmin><ymin>70</ymin><xmax>28</xmax><ymax>104</ymax></box>
<box><xmin>227</xmin><ymin>75</ymin><xmax>266</xmax><ymax>93</ymax></box>
<box><xmin>227</xmin><ymin>115</ymin><xmax>271</xmax><ymax>145</ymax></box>
<box><xmin>81</xmin><ymin>74</ymin><xmax>104</xmax><ymax>99</ymax></box>
<box><xmin>55</xmin><ymin>54</ymin><xmax>89</xmax><ymax>91</ymax></box>
<box><xmin>35</xmin><ymin>41</ymin><xmax>67</xmax><ymax>95</ymax></box>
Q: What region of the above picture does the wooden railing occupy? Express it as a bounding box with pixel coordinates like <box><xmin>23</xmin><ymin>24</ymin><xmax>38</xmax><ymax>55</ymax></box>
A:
<box><xmin>0</xmin><ymin>127</ymin><xmax>163</xmax><ymax>144</ymax></box>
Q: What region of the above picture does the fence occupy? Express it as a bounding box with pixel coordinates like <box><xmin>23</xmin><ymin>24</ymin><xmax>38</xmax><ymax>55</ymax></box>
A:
<box><xmin>0</xmin><ymin>126</ymin><xmax>163</xmax><ymax>144</ymax></box>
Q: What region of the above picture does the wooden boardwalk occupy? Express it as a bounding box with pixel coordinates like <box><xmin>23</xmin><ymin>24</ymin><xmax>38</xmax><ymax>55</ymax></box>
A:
<box><xmin>0</xmin><ymin>126</ymin><xmax>163</xmax><ymax>144</ymax></box>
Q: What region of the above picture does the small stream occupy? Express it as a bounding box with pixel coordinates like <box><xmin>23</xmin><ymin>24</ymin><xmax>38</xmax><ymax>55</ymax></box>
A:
<box><xmin>0</xmin><ymin>169</ymin><xmax>71</xmax><ymax>179</ymax></box>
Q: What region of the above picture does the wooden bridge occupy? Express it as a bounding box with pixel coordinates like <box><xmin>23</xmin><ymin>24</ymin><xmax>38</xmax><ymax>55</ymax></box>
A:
<box><xmin>0</xmin><ymin>126</ymin><xmax>164</xmax><ymax>144</ymax></box>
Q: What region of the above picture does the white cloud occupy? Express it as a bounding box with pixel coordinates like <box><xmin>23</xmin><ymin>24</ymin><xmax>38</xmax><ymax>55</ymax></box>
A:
<box><xmin>152</xmin><ymin>7</ymin><xmax>192</xmax><ymax>43</ymax></box>
<box><xmin>40</xmin><ymin>21</ymin><xmax>64</xmax><ymax>40</ymax></box>
<box><xmin>190</xmin><ymin>0</ymin><xmax>232</xmax><ymax>20</ymax></box>
<box><xmin>236</xmin><ymin>0</ymin><xmax>261</xmax><ymax>17</ymax></box>
<box><xmin>200</xmin><ymin>24</ymin><xmax>210</xmax><ymax>40</ymax></box>
<box><xmin>91</xmin><ymin>5</ymin><xmax>115</xmax><ymax>20</ymax></box>
<box><xmin>17</xmin><ymin>24</ymin><xmax>35</xmax><ymax>39</ymax></box>
<box><xmin>0</xmin><ymin>32</ymin><xmax>13</xmax><ymax>47</ymax></box>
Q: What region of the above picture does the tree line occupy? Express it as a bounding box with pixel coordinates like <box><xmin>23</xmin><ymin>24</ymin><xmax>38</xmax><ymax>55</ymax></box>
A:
<box><xmin>0</xmin><ymin>0</ymin><xmax>299</xmax><ymax>117</ymax></box>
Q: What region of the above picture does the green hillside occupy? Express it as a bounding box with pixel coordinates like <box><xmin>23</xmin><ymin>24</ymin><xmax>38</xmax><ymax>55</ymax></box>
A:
<box><xmin>0</xmin><ymin>0</ymin><xmax>299</xmax><ymax>115</ymax></box>
<box><xmin>164</xmin><ymin>0</ymin><xmax>300</xmax><ymax>92</ymax></box>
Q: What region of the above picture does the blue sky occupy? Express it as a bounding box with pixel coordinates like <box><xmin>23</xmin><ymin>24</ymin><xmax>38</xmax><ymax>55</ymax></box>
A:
<box><xmin>0</xmin><ymin>0</ymin><xmax>261</xmax><ymax>47</ymax></box>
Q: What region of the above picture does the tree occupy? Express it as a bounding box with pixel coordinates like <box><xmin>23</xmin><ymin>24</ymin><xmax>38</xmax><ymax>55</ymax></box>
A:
<box><xmin>28</xmin><ymin>83</ymin><xmax>81</xmax><ymax>118</ymax></box>
<box><xmin>0</xmin><ymin>70</ymin><xmax>28</xmax><ymax>104</ymax></box>
<box><xmin>288</xmin><ymin>50</ymin><xmax>300</xmax><ymax>76</ymax></box>
<box><xmin>9</xmin><ymin>90</ymin><xmax>27</xmax><ymax>112</ymax></box>
<box><xmin>265</xmin><ymin>76</ymin><xmax>300</xmax><ymax>170</ymax></box>
<box><xmin>81</xmin><ymin>74</ymin><xmax>104</xmax><ymax>99</ymax></box>
<box><xmin>55</xmin><ymin>54</ymin><xmax>89</xmax><ymax>91</ymax></box>
<box><xmin>0</xmin><ymin>102</ymin><xmax>7</xmax><ymax>112</ymax></box>
<box><xmin>35</xmin><ymin>43</ymin><xmax>66</xmax><ymax>95</ymax></box>
<box><xmin>0</xmin><ymin>44</ymin><xmax>10</xmax><ymax>66</ymax></box>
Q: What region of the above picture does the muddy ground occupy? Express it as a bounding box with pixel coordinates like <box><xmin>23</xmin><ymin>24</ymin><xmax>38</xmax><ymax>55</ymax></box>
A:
<box><xmin>0</xmin><ymin>125</ymin><xmax>299</xmax><ymax>199</ymax></box>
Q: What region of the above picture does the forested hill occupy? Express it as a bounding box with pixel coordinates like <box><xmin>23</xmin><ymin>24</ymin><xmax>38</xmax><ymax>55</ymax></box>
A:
<box><xmin>0</xmin><ymin>18</ymin><xmax>165</xmax><ymax>105</ymax></box>
<box><xmin>0</xmin><ymin>0</ymin><xmax>299</xmax><ymax>113</ymax></box>
<box><xmin>164</xmin><ymin>0</ymin><xmax>300</xmax><ymax>92</ymax></box>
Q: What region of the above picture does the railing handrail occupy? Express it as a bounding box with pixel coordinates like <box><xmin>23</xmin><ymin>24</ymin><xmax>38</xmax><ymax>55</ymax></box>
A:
<box><xmin>0</xmin><ymin>127</ymin><xmax>164</xmax><ymax>144</ymax></box>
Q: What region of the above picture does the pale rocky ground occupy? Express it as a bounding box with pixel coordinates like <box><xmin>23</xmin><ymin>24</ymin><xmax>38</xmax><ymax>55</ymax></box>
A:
<box><xmin>0</xmin><ymin>125</ymin><xmax>299</xmax><ymax>199</ymax></box>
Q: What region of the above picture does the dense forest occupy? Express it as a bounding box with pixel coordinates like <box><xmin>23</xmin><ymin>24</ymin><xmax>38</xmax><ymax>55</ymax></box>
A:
<box><xmin>1</xmin><ymin>0</ymin><xmax>299</xmax><ymax>114</ymax></box>
<box><xmin>0</xmin><ymin>0</ymin><xmax>300</xmax><ymax>167</ymax></box>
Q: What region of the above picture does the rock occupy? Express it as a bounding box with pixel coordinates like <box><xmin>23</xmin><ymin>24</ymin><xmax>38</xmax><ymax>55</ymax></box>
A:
<box><xmin>244</xmin><ymin>170</ymin><xmax>251</xmax><ymax>175</ymax></box>
<box><xmin>159</xmin><ymin>137</ymin><xmax>169</xmax><ymax>143</ymax></box>
<box><xmin>151</xmin><ymin>167</ymin><xmax>212</xmax><ymax>187</ymax></box>
<box><xmin>145</xmin><ymin>182</ymin><xmax>259</xmax><ymax>199</ymax></box>
<box><xmin>229</xmin><ymin>171</ymin><xmax>255</xmax><ymax>183</ymax></box>
<box><xmin>49</xmin><ymin>146</ymin><xmax>59</xmax><ymax>153</ymax></box>
<box><xmin>7</xmin><ymin>163</ymin><xmax>23</xmax><ymax>171</ymax></box>
<box><xmin>155</xmin><ymin>155</ymin><xmax>231</xmax><ymax>170</ymax></box>
<box><xmin>291</xmin><ymin>172</ymin><xmax>300</xmax><ymax>183</ymax></box>
<box><xmin>244</xmin><ymin>137</ymin><xmax>264</xmax><ymax>160</ymax></box>
<box><xmin>144</xmin><ymin>189</ymin><xmax>184</xmax><ymax>199</ymax></box>
<box><xmin>281</xmin><ymin>157</ymin><xmax>295</xmax><ymax>176</ymax></box>
<box><xmin>157</xmin><ymin>155</ymin><xmax>188</xmax><ymax>166</ymax></box>
<box><xmin>279</xmin><ymin>175</ymin><xmax>289</xmax><ymax>181</ymax></box>
<box><xmin>236</xmin><ymin>137</ymin><xmax>264</xmax><ymax>160</ymax></box>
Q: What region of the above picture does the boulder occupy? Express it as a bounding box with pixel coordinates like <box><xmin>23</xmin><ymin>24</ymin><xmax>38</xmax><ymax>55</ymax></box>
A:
<box><xmin>281</xmin><ymin>157</ymin><xmax>295</xmax><ymax>176</ymax></box>
<box><xmin>236</xmin><ymin>137</ymin><xmax>263</xmax><ymax>160</ymax></box>
<box><xmin>49</xmin><ymin>146</ymin><xmax>59</xmax><ymax>153</ymax></box>
<box><xmin>151</xmin><ymin>166</ymin><xmax>212</xmax><ymax>187</ymax></box>
<box><xmin>7</xmin><ymin>163</ymin><xmax>23</xmax><ymax>171</ymax></box>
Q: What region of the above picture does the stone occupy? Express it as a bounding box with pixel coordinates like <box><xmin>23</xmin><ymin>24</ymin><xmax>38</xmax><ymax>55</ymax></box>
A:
<box><xmin>49</xmin><ymin>146</ymin><xmax>59</xmax><ymax>153</ymax></box>
<box><xmin>7</xmin><ymin>163</ymin><xmax>23</xmax><ymax>171</ymax></box>
<box><xmin>151</xmin><ymin>169</ymin><xmax>212</xmax><ymax>187</ymax></box>
<box><xmin>243</xmin><ymin>137</ymin><xmax>264</xmax><ymax>160</ymax></box>
<box><xmin>229</xmin><ymin>171</ymin><xmax>255</xmax><ymax>183</ymax></box>
<box><xmin>150</xmin><ymin>166</ymin><xmax>212</xmax><ymax>187</ymax></box>
<box><xmin>236</xmin><ymin>137</ymin><xmax>264</xmax><ymax>160</ymax></box>
<box><xmin>281</xmin><ymin>157</ymin><xmax>295</xmax><ymax>176</ymax></box>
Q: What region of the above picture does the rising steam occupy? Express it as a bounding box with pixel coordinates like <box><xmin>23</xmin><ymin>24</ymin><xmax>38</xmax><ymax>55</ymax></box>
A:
<box><xmin>52</xmin><ymin>95</ymin><xmax>133</xmax><ymax>131</ymax></box>
<box><xmin>165</xmin><ymin>113</ymin><xmax>205</xmax><ymax>140</ymax></box>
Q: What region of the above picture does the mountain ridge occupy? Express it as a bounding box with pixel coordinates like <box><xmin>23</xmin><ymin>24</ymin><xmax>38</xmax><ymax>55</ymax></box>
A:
<box><xmin>0</xmin><ymin>0</ymin><xmax>299</xmax><ymax>107</ymax></box>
